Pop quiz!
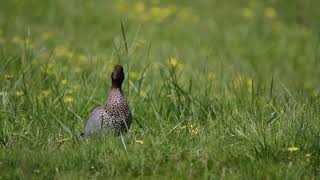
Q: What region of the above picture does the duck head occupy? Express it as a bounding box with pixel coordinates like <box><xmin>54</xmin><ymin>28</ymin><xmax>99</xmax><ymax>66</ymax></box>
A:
<box><xmin>111</xmin><ymin>65</ymin><xmax>125</xmax><ymax>89</ymax></box>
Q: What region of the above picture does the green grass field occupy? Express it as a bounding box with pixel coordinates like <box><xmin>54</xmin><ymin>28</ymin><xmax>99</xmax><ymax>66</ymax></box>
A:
<box><xmin>1</xmin><ymin>0</ymin><xmax>320</xmax><ymax>179</ymax></box>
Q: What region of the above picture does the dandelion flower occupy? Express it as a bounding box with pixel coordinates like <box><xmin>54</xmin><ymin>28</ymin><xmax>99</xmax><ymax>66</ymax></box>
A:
<box><xmin>11</xmin><ymin>36</ymin><xmax>24</xmax><ymax>45</ymax></box>
<box><xmin>31</xmin><ymin>59</ymin><xmax>38</xmax><ymax>65</ymax></box>
<box><xmin>54</xmin><ymin>46</ymin><xmax>73</xmax><ymax>59</ymax></box>
<box><xmin>150</xmin><ymin>7</ymin><xmax>162</xmax><ymax>18</ymax></box>
<box><xmin>78</xmin><ymin>54</ymin><xmax>88</xmax><ymax>63</ymax></box>
<box><xmin>24</xmin><ymin>38</ymin><xmax>32</xmax><ymax>45</ymax></box>
<box><xmin>152</xmin><ymin>63</ymin><xmax>159</xmax><ymax>70</ymax></box>
<box><xmin>242</xmin><ymin>8</ymin><xmax>254</xmax><ymax>19</ymax></box>
<box><xmin>135</xmin><ymin>140</ymin><xmax>144</xmax><ymax>144</ymax></box>
<box><xmin>129</xmin><ymin>71</ymin><xmax>139</xmax><ymax>81</ymax></box>
<box><xmin>15</xmin><ymin>91</ymin><xmax>24</xmax><ymax>97</ymax></box>
<box><xmin>61</xmin><ymin>79</ymin><xmax>67</xmax><ymax>85</ymax></box>
<box><xmin>190</xmin><ymin>127</ymin><xmax>200</xmax><ymax>135</ymax></box>
<box><xmin>73</xmin><ymin>67</ymin><xmax>81</xmax><ymax>73</ymax></box>
<box><xmin>43</xmin><ymin>64</ymin><xmax>54</xmax><ymax>74</ymax></box>
<box><xmin>41</xmin><ymin>32</ymin><xmax>53</xmax><ymax>40</ymax></box>
<box><xmin>246</xmin><ymin>78</ymin><xmax>253</xmax><ymax>88</ymax></box>
<box><xmin>133</xmin><ymin>1</ymin><xmax>145</xmax><ymax>14</ymax></box>
<box><xmin>264</xmin><ymin>7</ymin><xmax>277</xmax><ymax>19</ymax></box>
<box><xmin>64</xmin><ymin>96</ymin><xmax>74</xmax><ymax>103</ymax></box>
<box><xmin>139</xmin><ymin>90</ymin><xmax>147</xmax><ymax>97</ymax></box>
<box><xmin>288</xmin><ymin>146</ymin><xmax>299</xmax><ymax>153</ymax></box>
<box><xmin>177</xmin><ymin>9</ymin><xmax>190</xmax><ymax>21</ymax></box>
<box><xmin>167</xmin><ymin>57</ymin><xmax>178</xmax><ymax>67</ymax></box>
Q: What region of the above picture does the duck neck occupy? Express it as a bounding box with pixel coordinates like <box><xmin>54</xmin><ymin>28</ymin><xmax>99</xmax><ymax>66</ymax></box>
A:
<box><xmin>111</xmin><ymin>80</ymin><xmax>122</xmax><ymax>90</ymax></box>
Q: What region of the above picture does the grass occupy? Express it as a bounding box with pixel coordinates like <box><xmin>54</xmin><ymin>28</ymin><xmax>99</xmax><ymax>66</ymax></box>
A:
<box><xmin>0</xmin><ymin>0</ymin><xmax>320</xmax><ymax>179</ymax></box>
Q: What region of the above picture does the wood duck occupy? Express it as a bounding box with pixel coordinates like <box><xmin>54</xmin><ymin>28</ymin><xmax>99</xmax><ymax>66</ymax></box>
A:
<box><xmin>82</xmin><ymin>65</ymin><xmax>132</xmax><ymax>137</ymax></box>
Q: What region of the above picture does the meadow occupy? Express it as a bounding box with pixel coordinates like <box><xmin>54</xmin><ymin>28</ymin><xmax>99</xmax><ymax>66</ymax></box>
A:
<box><xmin>0</xmin><ymin>0</ymin><xmax>320</xmax><ymax>179</ymax></box>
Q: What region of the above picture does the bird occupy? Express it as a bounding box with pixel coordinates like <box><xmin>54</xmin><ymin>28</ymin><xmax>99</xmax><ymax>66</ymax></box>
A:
<box><xmin>82</xmin><ymin>65</ymin><xmax>132</xmax><ymax>137</ymax></box>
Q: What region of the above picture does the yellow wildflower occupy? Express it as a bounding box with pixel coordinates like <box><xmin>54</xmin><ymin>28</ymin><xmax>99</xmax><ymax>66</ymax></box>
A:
<box><xmin>66</xmin><ymin>84</ymin><xmax>81</xmax><ymax>94</ymax></box>
<box><xmin>306</xmin><ymin>153</ymin><xmax>311</xmax><ymax>157</ymax></box>
<box><xmin>41</xmin><ymin>32</ymin><xmax>53</xmax><ymax>40</ymax></box>
<box><xmin>242</xmin><ymin>8</ymin><xmax>254</xmax><ymax>19</ymax></box>
<box><xmin>40</xmin><ymin>90</ymin><xmax>51</xmax><ymax>98</ymax></box>
<box><xmin>133</xmin><ymin>1</ymin><xmax>145</xmax><ymax>14</ymax></box>
<box><xmin>264</xmin><ymin>7</ymin><xmax>277</xmax><ymax>19</ymax></box>
<box><xmin>78</xmin><ymin>54</ymin><xmax>89</xmax><ymax>63</ymax></box>
<box><xmin>177</xmin><ymin>8</ymin><xmax>199</xmax><ymax>23</ymax></box>
<box><xmin>74</xmin><ymin>67</ymin><xmax>82</xmax><ymax>73</ymax></box>
<box><xmin>31</xmin><ymin>59</ymin><xmax>38</xmax><ymax>65</ymax></box>
<box><xmin>54</xmin><ymin>46</ymin><xmax>73</xmax><ymax>59</ymax></box>
<box><xmin>180</xmin><ymin>125</ymin><xmax>187</xmax><ymax>129</ymax></box>
<box><xmin>43</xmin><ymin>64</ymin><xmax>54</xmax><ymax>74</ymax></box>
<box><xmin>167</xmin><ymin>57</ymin><xmax>178</xmax><ymax>67</ymax></box>
<box><xmin>288</xmin><ymin>146</ymin><xmax>299</xmax><ymax>153</ymax></box>
<box><xmin>0</xmin><ymin>91</ymin><xmax>8</xmax><ymax>96</ymax></box>
<box><xmin>56</xmin><ymin>138</ymin><xmax>70</xmax><ymax>143</ymax></box>
<box><xmin>56</xmin><ymin>135</ymin><xmax>70</xmax><ymax>143</ymax></box>
<box><xmin>64</xmin><ymin>96</ymin><xmax>74</xmax><ymax>103</ymax></box>
<box><xmin>24</xmin><ymin>38</ymin><xmax>32</xmax><ymax>45</ymax></box>
<box><xmin>11</xmin><ymin>36</ymin><xmax>24</xmax><ymax>45</ymax></box>
<box><xmin>177</xmin><ymin>9</ymin><xmax>190</xmax><ymax>21</ymax></box>
<box><xmin>152</xmin><ymin>63</ymin><xmax>159</xmax><ymax>70</ymax></box>
<box><xmin>191</xmin><ymin>128</ymin><xmax>200</xmax><ymax>135</ymax></box>
<box><xmin>150</xmin><ymin>7</ymin><xmax>162</xmax><ymax>18</ymax></box>
<box><xmin>4</xmin><ymin>74</ymin><xmax>13</xmax><ymax>80</ymax></box>
<box><xmin>15</xmin><ymin>91</ymin><xmax>24</xmax><ymax>97</ymax></box>
<box><xmin>177</xmin><ymin>124</ymin><xmax>200</xmax><ymax>135</ymax></box>
<box><xmin>107</xmin><ymin>63</ymin><xmax>114</xmax><ymax>73</ymax></box>
<box><xmin>246</xmin><ymin>78</ymin><xmax>253</xmax><ymax>89</ymax></box>
<box><xmin>139</xmin><ymin>90</ymin><xmax>147</xmax><ymax>97</ymax></box>
<box><xmin>135</xmin><ymin>140</ymin><xmax>144</xmax><ymax>144</ymax></box>
<box><xmin>61</xmin><ymin>79</ymin><xmax>67</xmax><ymax>85</ymax></box>
<box><xmin>129</xmin><ymin>71</ymin><xmax>139</xmax><ymax>81</ymax></box>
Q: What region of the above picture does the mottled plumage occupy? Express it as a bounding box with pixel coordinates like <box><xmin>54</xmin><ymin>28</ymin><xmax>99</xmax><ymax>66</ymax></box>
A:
<box><xmin>83</xmin><ymin>65</ymin><xmax>132</xmax><ymax>137</ymax></box>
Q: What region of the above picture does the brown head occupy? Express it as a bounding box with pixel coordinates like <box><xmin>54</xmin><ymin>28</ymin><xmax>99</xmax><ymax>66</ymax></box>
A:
<box><xmin>111</xmin><ymin>65</ymin><xmax>125</xmax><ymax>89</ymax></box>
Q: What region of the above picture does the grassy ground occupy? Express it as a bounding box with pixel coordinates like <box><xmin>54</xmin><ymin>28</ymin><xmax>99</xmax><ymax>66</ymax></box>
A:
<box><xmin>1</xmin><ymin>0</ymin><xmax>320</xmax><ymax>179</ymax></box>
